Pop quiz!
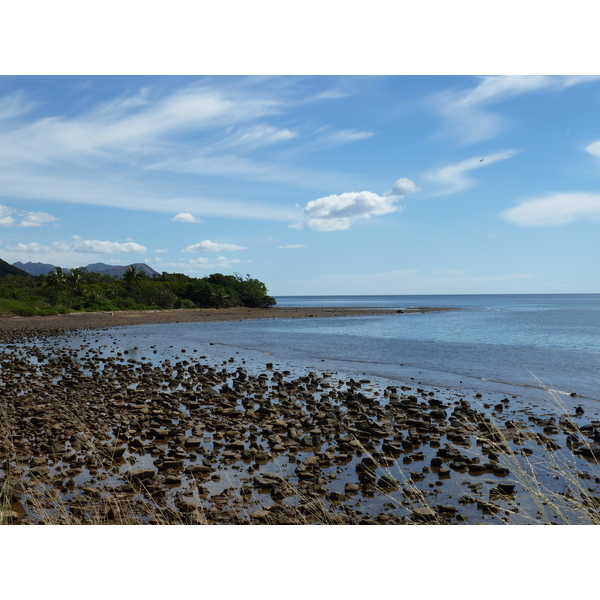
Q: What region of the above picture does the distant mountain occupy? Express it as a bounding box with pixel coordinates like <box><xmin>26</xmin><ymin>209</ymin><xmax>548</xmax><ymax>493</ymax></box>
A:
<box><xmin>80</xmin><ymin>262</ymin><xmax>160</xmax><ymax>277</ymax></box>
<box><xmin>1</xmin><ymin>259</ymin><xmax>31</xmax><ymax>278</ymax></box>
<box><xmin>12</xmin><ymin>261</ymin><xmax>68</xmax><ymax>276</ymax></box>
<box><xmin>11</xmin><ymin>261</ymin><xmax>159</xmax><ymax>278</ymax></box>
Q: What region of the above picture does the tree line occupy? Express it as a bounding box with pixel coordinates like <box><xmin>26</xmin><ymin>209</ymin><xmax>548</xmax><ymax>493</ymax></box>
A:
<box><xmin>0</xmin><ymin>266</ymin><xmax>276</xmax><ymax>316</ymax></box>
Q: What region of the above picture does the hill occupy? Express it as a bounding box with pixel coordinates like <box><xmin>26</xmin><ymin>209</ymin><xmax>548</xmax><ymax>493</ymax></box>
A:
<box><xmin>12</xmin><ymin>261</ymin><xmax>67</xmax><ymax>276</ymax></box>
<box><xmin>0</xmin><ymin>259</ymin><xmax>31</xmax><ymax>278</ymax></box>
<box><xmin>12</xmin><ymin>261</ymin><xmax>159</xmax><ymax>278</ymax></box>
<box><xmin>81</xmin><ymin>263</ymin><xmax>159</xmax><ymax>277</ymax></box>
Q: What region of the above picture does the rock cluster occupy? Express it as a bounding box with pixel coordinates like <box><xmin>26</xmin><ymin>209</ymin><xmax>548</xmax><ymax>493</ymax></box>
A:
<box><xmin>1</xmin><ymin>335</ymin><xmax>599</xmax><ymax>525</ymax></box>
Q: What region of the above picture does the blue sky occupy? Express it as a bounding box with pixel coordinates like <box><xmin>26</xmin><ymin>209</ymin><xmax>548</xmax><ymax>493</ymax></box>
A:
<box><xmin>2</xmin><ymin>74</ymin><xmax>600</xmax><ymax>295</ymax></box>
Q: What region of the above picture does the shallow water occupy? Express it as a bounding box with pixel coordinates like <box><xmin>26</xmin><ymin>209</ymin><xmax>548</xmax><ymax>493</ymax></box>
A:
<box><xmin>43</xmin><ymin>294</ymin><xmax>600</xmax><ymax>415</ymax></box>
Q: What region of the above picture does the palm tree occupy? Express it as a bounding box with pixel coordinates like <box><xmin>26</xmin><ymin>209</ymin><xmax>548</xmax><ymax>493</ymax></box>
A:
<box><xmin>65</xmin><ymin>268</ymin><xmax>84</xmax><ymax>308</ymax></box>
<box><xmin>45</xmin><ymin>267</ymin><xmax>66</xmax><ymax>307</ymax></box>
<box><xmin>122</xmin><ymin>265</ymin><xmax>142</xmax><ymax>292</ymax></box>
<box><xmin>211</xmin><ymin>287</ymin><xmax>230</xmax><ymax>308</ymax></box>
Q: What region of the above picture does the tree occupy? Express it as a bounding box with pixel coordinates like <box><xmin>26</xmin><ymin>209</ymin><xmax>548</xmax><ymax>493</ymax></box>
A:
<box><xmin>45</xmin><ymin>267</ymin><xmax>66</xmax><ymax>307</ymax></box>
<box><xmin>122</xmin><ymin>265</ymin><xmax>142</xmax><ymax>292</ymax></box>
<box><xmin>65</xmin><ymin>267</ymin><xmax>84</xmax><ymax>308</ymax></box>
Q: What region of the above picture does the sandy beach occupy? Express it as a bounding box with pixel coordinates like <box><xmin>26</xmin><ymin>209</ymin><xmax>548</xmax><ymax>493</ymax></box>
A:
<box><xmin>0</xmin><ymin>306</ymin><xmax>447</xmax><ymax>340</ymax></box>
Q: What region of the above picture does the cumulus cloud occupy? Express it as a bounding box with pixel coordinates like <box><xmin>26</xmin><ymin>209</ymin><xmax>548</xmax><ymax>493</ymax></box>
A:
<box><xmin>0</xmin><ymin>204</ymin><xmax>16</xmax><ymax>226</ymax></box>
<box><xmin>302</xmin><ymin>177</ymin><xmax>418</xmax><ymax>231</ymax></box>
<box><xmin>6</xmin><ymin>242</ymin><xmax>51</xmax><ymax>253</ymax></box>
<box><xmin>500</xmin><ymin>192</ymin><xmax>600</xmax><ymax>227</ymax></box>
<box><xmin>0</xmin><ymin>203</ymin><xmax>59</xmax><ymax>227</ymax></box>
<box><xmin>183</xmin><ymin>239</ymin><xmax>247</xmax><ymax>253</ymax></box>
<box><xmin>172</xmin><ymin>212</ymin><xmax>202</xmax><ymax>224</ymax></box>
<box><xmin>19</xmin><ymin>211</ymin><xmax>60</xmax><ymax>227</ymax></box>
<box><xmin>425</xmin><ymin>150</ymin><xmax>517</xmax><ymax>196</ymax></box>
<box><xmin>54</xmin><ymin>236</ymin><xmax>147</xmax><ymax>254</ymax></box>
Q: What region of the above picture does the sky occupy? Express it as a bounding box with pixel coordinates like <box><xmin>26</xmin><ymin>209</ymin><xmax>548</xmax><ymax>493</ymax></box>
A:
<box><xmin>2</xmin><ymin>74</ymin><xmax>600</xmax><ymax>295</ymax></box>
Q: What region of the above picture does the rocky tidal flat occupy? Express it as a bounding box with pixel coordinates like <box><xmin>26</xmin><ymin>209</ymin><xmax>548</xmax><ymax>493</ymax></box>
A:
<box><xmin>2</xmin><ymin>327</ymin><xmax>600</xmax><ymax>525</ymax></box>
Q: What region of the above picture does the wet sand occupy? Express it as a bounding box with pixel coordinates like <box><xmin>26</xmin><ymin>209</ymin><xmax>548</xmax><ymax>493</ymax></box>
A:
<box><xmin>0</xmin><ymin>306</ymin><xmax>450</xmax><ymax>340</ymax></box>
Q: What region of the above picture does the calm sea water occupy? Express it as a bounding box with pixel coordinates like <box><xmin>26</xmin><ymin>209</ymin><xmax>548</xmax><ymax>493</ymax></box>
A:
<box><xmin>57</xmin><ymin>294</ymin><xmax>600</xmax><ymax>410</ymax></box>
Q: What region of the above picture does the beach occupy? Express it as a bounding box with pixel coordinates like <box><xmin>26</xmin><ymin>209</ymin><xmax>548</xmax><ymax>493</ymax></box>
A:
<box><xmin>0</xmin><ymin>306</ymin><xmax>447</xmax><ymax>340</ymax></box>
<box><xmin>1</xmin><ymin>306</ymin><xmax>599</xmax><ymax>525</ymax></box>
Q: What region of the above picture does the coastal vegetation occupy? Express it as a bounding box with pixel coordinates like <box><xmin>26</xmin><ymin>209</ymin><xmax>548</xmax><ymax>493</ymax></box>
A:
<box><xmin>0</xmin><ymin>264</ymin><xmax>276</xmax><ymax>316</ymax></box>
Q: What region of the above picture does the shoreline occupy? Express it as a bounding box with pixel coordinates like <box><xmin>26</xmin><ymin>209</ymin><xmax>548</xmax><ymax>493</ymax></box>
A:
<box><xmin>1</xmin><ymin>305</ymin><xmax>600</xmax><ymax>524</ymax></box>
<box><xmin>0</xmin><ymin>305</ymin><xmax>453</xmax><ymax>340</ymax></box>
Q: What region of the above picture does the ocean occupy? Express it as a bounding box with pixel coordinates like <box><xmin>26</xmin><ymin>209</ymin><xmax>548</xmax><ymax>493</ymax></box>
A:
<box><xmin>56</xmin><ymin>294</ymin><xmax>600</xmax><ymax>413</ymax></box>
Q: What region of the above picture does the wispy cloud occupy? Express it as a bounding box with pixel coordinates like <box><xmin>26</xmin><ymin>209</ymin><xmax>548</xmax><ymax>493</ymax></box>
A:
<box><xmin>585</xmin><ymin>140</ymin><xmax>600</xmax><ymax>159</ymax></box>
<box><xmin>500</xmin><ymin>192</ymin><xmax>600</xmax><ymax>226</ymax></box>
<box><xmin>432</xmin><ymin>76</ymin><xmax>600</xmax><ymax>144</ymax></box>
<box><xmin>302</xmin><ymin>177</ymin><xmax>418</xmax><ymax>231</ymax></box>
<box><xmin>219</xmin><ymin>124</ymin><xmax>296</xmax><ymax>149</ymax></box>
<box><xmin>424</xmin><ymin>149</ymin><xmax>518</xmax><ymax>196</ymax></box>
<box><xmin>315</xmin><ymin>129</ymin><xmax>373</xmax><ymax>145</ymax></box>
<box><xmin>0</xmin><ymin>92</ymin><xmax>35</xmax><ymax>121</ymax></box>
<box><xmin>183</xmin><ymin>240</ymin><xmax>247</xmax><ymax>253</ymax></box>
<box><xmin>278</xmin><ymin>244</ymin><xmax>306</xmax><ymax>249</ymax></box>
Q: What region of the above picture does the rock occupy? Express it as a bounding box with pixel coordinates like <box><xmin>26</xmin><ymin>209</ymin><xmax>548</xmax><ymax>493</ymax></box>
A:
<box><xmin>126</xmin><ymin>468</ymin><xmax>155</xmax><ymax>482</ymax></box>
<box><xmin>0</xmin><ymin>479</ymin><xmax>26</xmax><ymax>501</ymax></box>
<box><xmin>377</xmin><ymin>475</ymin><xmax>400</xmax><ymax>489</ymax></box>
<box><xmin>251</xmin><ymin>509</ymin><xmax>271</xmax><ymax>520</ymax></box>
<box><xmin>102</xmin><ymin>445</ymin><xmax>126</xmax><ymax>458</ymax></box>
<box><xmin>412</xmin><ymin>507</ymin><xmax>436</xmax><ymax>522</ymax></box>
<box><xmin>299</xmin><ymin>500</ymin><xmax>326</xmax><ymax>519</ymax></box>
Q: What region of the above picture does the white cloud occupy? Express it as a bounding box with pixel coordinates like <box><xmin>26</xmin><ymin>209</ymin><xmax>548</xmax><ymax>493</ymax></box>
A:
<box><xmin>183</xmin><ymin>239</ymin><xmax>248</xmax><ymax>253</ymax></box>
<box><xmin>0</xmin><ymin>83</ymin><xmax>284</xmax><ymax>166</ymax></box>
<box><xmin>425</xmin><ymin>149</ymin><xmax>517</xmax><ymax>196</ymax></box>
<box><xmin>19</xmin><ymin>211</ymin><xmax>60</xmax><ymax>227</ymax></box>
<box><xmin>162</xmin><ymin>256</ymin><xmax>241</xmax><ymax>273</ymax></box>
<box><xmin>0</xmin><ymin>203</ymin><xmax>59</xmax><ymax>227</ymax></box>
<box><xmin>220</xmin><ymin>124</ymin><xmax>296</xmax><ymax>149</ymax></box>
<box><xmin>278</xmin><ymin>244</ymin><xmax>306</xmax><ymax>249</ymax></box>
<box><xmin>172</xmin><ymin>212</ymin><xmax>202</xmax><ymax>224</ymax></box>
<box><xmin>585</xmin><ymin>140</ymin><xmax>600</xmax><ymax>159</ymax></box>
<box><xmin>288</xmin><ymin>222</ymin><xmax>304</xmax><ymax>230</ymax></box>
<box><xmin>316</xmin><ymin>129</ymin><xmax>374</xmax><ymax>145</ymax></box>
<box><xmin>54</xmin><ymin>237</ymin><xmax>147</xmax><ymax>254</ymax></box>
<box><xmin>384</xmin><ymin>177</ymin><xmax>419</xmax><ymax>197</ymax></box>
<box><xmin>0</xmin><ymin>92</ymin><xmax>35</xmax><ymax>121</ymax></box>
<box><xmin>6</xmin><ymin>242</ymin><xmax>51</xmax><ymax>253</ymax></box>
<box><xmin>500</xmin><ymin>192</ymin><xmax>600</xmax><ymax>226</ymax></box>
<box><xmin>0</xmin><ymin>204</ymin><xmax>16</xmax><ymax>226</ymax></box>
<box><xmin>303</xmin><ymin>177</ymin><xmax>418</xmax><ymax>231</ymax></box>
<box><xmin>433</xmin><ymin>76</ymin><xmax>600</xmax><ymax>144</ymax></box>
